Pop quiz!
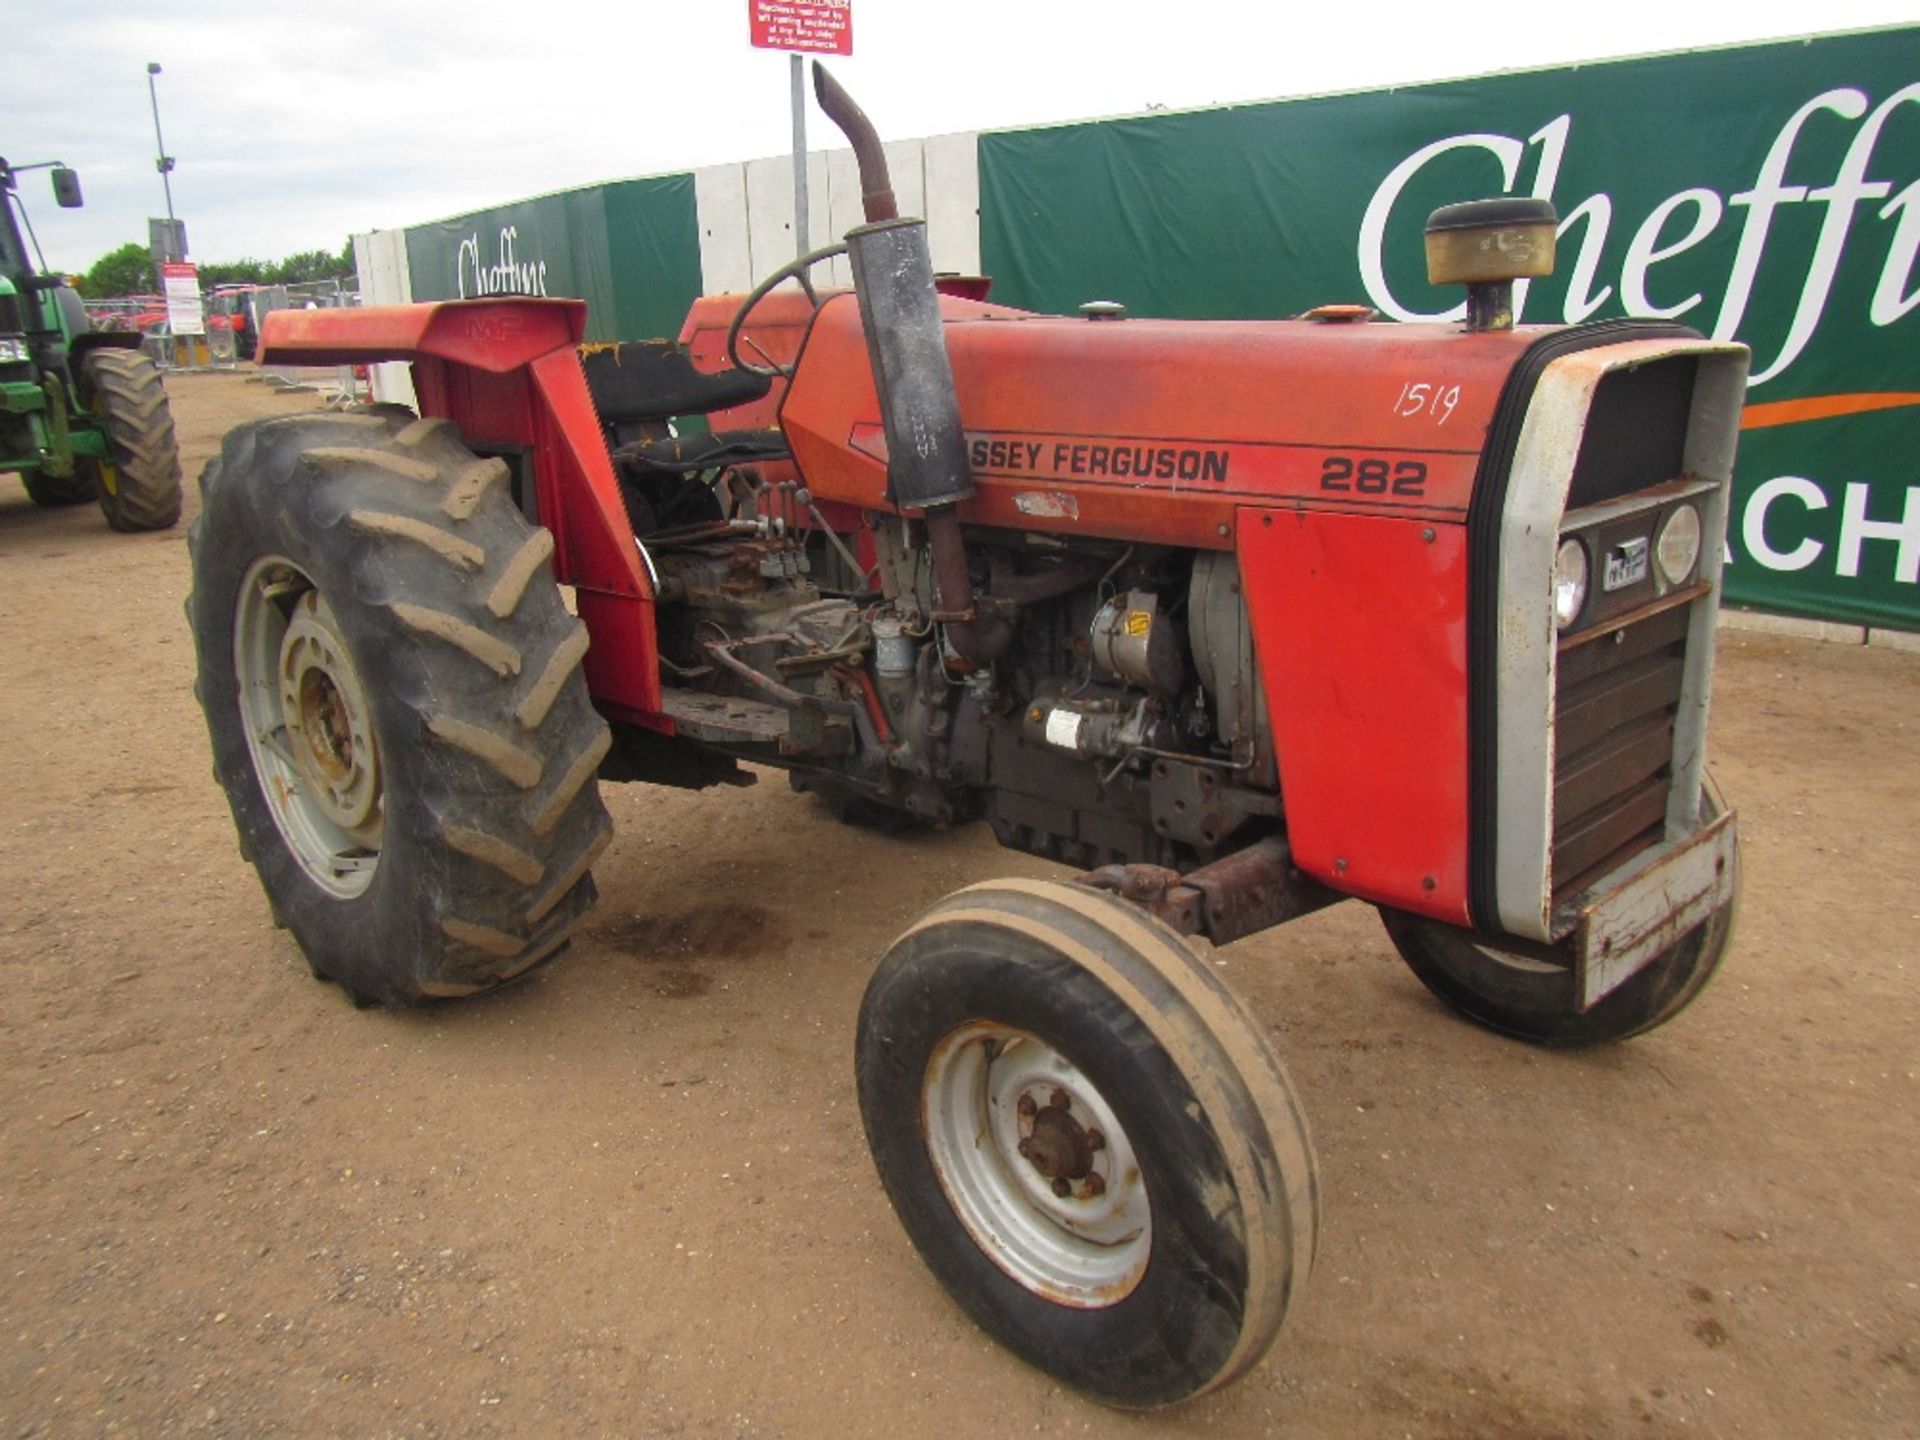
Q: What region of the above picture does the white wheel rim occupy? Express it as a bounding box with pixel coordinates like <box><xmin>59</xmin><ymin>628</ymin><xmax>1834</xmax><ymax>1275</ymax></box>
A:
<box><xmin>922</xmin><ymin>1022</ymin><xmax>1151</xmax><ymax>1307</ymax></box>
<box><xmin>1470</xmin><ymin>944</ymin><xmax>1563</xmax><ymax>975</ymax></box>
<box><xmin>233</xmin><ymin>555</ymin><xmax>382</xmax><ymax>898</ymax></box>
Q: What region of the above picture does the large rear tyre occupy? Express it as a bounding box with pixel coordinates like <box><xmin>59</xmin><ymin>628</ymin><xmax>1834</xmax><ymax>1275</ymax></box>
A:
<box><xmin>1381</xmin><ymin>784</ymin><xmax>1737</xmax><ymax>1048</ymax></box>
<box><xmin>856</xmin><ymin>878</ymin><xmax>1318</xmax><ymax>1409</ymax></box>
<box><xmin>20</xmin><ymin>467</ymin><xmax>96</xmax><ymax>507</ymax></box>
<box><xmin>80</xmin><ymin>348</ymin><xmax>183</xmax><ymax>532</ymax></box>
<box><xmin>187</xmin><ymin>410</ymin><xmax>613</xmax><ymax>1005</ymax></box>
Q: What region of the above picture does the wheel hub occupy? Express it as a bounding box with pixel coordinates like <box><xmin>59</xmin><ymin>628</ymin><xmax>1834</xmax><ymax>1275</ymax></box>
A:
<box><xmin>1016</xmin><ymin>1088</ymin><xmax>1107</xmax><ymax>1198</ymax></box>
<box><xmin>922</xmin><ymin>1023</ymin><xmax>1151</xmax><ymax>1307</ymax></box>
<box><xmin>278</xmin><ymin>590</ymin><xmax>381</xmax><ymax>838</ymax></box>
<box><xmin>233</xmin><ymin>556</ymin><xmax>383</xmax><ymax>899</ymax></box>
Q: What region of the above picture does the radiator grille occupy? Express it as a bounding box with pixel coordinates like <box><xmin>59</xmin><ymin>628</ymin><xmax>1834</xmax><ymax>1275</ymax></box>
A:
<box><xmin>1551</xmin><ymin>597</ymin><xmax>1694</xmax><ymax>903</ymax></box>
<box><xmin>0</xmin><ymin>292</ymin><xmax>21</xmax><ymax>335</ymax></box>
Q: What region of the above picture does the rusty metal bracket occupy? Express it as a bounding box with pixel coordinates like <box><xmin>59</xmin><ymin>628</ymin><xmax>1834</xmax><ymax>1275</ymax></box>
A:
<box><xmin>1075</xmin><ymin>835</ymin><xmax>1342</xmax><ymax>946</ymax></box>
<box><xmin>1077</xmin><ymin>863</ymin><xmax>1205</xmax><ymax>935</ymax></box>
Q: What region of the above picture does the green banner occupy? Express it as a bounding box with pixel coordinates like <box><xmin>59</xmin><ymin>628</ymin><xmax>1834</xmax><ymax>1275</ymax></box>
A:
<box><xmin>602</xmin><ymin>176</ymin><xmax>704</xmax><ymax>342</ymax></box>
<box><xmin>403</xmin><ymin>175</ymin><xmax>701</xmax><ymax>344</ymax></box>
<box><xmin>979</xmin><ymin>28</ymin><xmax>1920</xmax><ymax>630</ymax></box>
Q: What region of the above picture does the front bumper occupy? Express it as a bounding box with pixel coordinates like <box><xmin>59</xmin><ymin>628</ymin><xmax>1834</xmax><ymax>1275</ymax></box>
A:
<box><xmin>1564</xmin><ymin>804</ymin><xmax>1737</xmax><ymax>1009</ymax></box>
<box><xmin>1</xmin><ymin>378</ymin><xmax>47</xmax><ymax>416</ymax></box>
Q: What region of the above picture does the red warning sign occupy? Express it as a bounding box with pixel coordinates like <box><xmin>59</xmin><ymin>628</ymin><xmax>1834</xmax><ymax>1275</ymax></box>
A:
<box><xmin>748</xmin><ymin>0</ymin><xmax>852</xmax><ymax>56</ymax></box>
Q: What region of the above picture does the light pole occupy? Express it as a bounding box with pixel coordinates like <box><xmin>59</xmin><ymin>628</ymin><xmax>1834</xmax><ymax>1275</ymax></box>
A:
<box><xmin>146</xmin><ymin>61</ymin><xmax>175</xmax><ymax>222</ymax></box>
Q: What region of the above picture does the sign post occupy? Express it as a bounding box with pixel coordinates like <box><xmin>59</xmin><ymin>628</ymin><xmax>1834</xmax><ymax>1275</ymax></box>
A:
<box><xmin>747</xmin><ymin>0</ymin><xmax>853</xmax><ymax>262</ymax></box>
<box><xmin>792</xmin><ymin>53</ymin><xmax>807</xmax><ymax>263</ymax></box>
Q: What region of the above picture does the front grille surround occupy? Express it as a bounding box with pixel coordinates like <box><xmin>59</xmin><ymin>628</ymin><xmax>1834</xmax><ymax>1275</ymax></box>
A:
<box><xmin>1482</xmin><ymin>340</ymin><xmax>1747</xmax><ymax>942</ymax></box>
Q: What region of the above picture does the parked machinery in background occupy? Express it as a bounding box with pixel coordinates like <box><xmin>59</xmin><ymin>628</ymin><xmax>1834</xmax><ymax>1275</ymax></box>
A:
<box><xmin>0</xmin><ymin>156</ymin><xmax>181</xmax><ymax>530</ymax></box>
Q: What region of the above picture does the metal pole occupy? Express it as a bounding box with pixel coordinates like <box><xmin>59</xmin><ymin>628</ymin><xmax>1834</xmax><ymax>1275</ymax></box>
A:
<box><xmin>146</xmin><ymin>62</ymin><xmax>174</xmax><ymax>222</ymax></box>
<box><xmin>790</xmin><ymin>52</ymin><xmax>808</xmax><ymax>262</ymax></box>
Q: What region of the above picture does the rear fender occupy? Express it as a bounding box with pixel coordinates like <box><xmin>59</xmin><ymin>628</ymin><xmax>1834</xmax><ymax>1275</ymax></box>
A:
<box><xmin>263</xmin><ymin>299</ymin><xmax>666</xmax><ymax>724</ymax></box>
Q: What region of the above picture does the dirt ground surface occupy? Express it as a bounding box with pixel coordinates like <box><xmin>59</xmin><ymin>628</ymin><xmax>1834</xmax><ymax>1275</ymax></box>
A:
<box><xmin>1</xmin><ymin>368</ymin><xmax>1916</xmax><ymax>1439</ymax></box>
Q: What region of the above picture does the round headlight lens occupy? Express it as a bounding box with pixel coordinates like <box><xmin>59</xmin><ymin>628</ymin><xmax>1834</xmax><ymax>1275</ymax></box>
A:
<box><xmin>1657</xmin><ymin>504</ymin><xmax>1702</xmax><ymax>587</ymax></box>
<box><xmin>1552</xmin><ymin>537</ymin><xmax>1589</xmax><ymax>630</ymax></box>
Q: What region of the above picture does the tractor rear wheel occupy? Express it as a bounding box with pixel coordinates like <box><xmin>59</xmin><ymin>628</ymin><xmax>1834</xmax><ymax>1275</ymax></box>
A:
<box><xmin>20</xmin><ymin>467</ymin><xmax>96</xmax><ymax>507</ymax></box>
<box><xmin>80</xmin><ymin>348</ymin><xmax>182</xmax><ymax>532</ymax></box>
<box><xmin>856</xmin><ymin>878</ymin><xmax>1318</xmax><ymax>1408</ymax></box>
<box><xmin>187</xmin><ymin>410</ymin><xmax>613</xmax><ymax>1005</ymax></box>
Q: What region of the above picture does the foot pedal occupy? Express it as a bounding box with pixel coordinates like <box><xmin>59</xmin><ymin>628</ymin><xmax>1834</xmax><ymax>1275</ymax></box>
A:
<box><xmin>658</xmin><ymin>689</ymin><xmax>793</xmax><ymax>745</ymax></box>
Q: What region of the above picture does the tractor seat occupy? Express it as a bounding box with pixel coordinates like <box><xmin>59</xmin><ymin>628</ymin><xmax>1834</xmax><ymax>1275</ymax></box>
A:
<box><xmin>580</xmin><ymin>339</ymin><xmax>772</xmax><ymax>426</ymax></box>
<box><xmin>613</xmin><ymin>428</ymin><xmax>790</xmax><ymax>475</ymax></box>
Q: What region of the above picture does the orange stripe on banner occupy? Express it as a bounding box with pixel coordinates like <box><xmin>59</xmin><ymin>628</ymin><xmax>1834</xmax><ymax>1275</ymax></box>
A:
<box><xmin>1740</xmin><ymin>392</ymin><xmax>1920</xmax><ymax>430</ymax></box>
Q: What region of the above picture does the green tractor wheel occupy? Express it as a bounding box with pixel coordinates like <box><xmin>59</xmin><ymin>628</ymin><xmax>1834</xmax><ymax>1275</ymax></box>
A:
<box><xmin>78</xmin><ymin>348</ymin><xmax>182</xmax><ymax>532</ymax></box>
<box><xmin>20</xmin><ymin>466</ymin><xmax>97</xmax><ymax>507</ymax></box>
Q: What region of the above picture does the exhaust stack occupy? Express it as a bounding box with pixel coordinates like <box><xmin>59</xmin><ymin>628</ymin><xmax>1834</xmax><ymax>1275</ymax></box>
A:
<box><xmin>813</xmin><ymin>63</ymin><xmax>998</xmax><ymax>663</ymax></box>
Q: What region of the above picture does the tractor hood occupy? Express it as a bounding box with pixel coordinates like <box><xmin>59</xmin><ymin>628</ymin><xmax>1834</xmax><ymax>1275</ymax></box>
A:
<box><xmin>780</xmin><ymin>294</ymin><xmax>1544</xmax><ymax>551</ymax></box>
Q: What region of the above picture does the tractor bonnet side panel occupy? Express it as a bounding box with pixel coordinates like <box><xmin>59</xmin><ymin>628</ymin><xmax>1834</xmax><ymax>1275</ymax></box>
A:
<box><xmin>781</xmin><ymin>296</ymin><xmax>1537</xmax><ymax>546</ymax></box>
<box><xmin>1237</xmin><ymin>508</ymin><xmax>1472</xmax><ymax>923</ymax></box>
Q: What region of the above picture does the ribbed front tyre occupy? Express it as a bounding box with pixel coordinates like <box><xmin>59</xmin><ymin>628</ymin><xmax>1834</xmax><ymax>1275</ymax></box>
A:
<box><xmin>857</xmin><ymin>878</ymin><xmax>1319</xmax><ymax>1408</ymax></box>
<box><xmin>188</xmin><ymin>410</ymin><xmax>613</xmax><ymax>1005</ymax></box>
<box><xmin>1381</xmin><ymin>784</ymin><xmax>1737</xmax><ymax>1047</ymax></box>
<box><xmin>20</xmin><ymin>467</ymin><xmax>96</xmax><ymax>507</ymax></box>
<box><xmin>80</xmin><ymin>348</ymin><xmax>182</xmax><ymax>532</ymax></box>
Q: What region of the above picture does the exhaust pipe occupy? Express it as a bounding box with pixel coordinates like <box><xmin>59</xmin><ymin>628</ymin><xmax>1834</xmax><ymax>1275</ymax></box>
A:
<box><xmin>813</xmin><ymin>63</ymin><xmax>1002</xmax><ymax>664</ymax></box>
<box><xmin>811</xmin><ymin>65</ymin><xmax>896</xmax><ymax>224</ymax></box>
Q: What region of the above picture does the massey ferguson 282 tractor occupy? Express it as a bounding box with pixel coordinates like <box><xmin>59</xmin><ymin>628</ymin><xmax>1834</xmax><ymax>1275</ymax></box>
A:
<box><xmin>187</xmin><ymin>69</ymin><xmax>1745</xmax><ymax>1408</ymax></box>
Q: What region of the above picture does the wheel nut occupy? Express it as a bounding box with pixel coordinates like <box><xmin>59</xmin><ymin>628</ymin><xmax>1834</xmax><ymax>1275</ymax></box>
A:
<box><xmin>1016</xmin><ymin>1094</ymin><xmax>1037</xmax><ymax>1121</ymax></box>
<box><xmin>1086</xmin><ymin>1127</ymin><xmax>1105</xmax><ymax>1152</ymax></box>
<box><xmin>1084</xmin><ymin>1173</ymin><xmax>1106</xmax><ymax>1197</ymax></box>
<box><xmin>1049</xmin><ymin>1088</ymin><xmax>1071</xmax><ymax>1111</ymax></box>
<box><xmin>1051</xmin><ymin>1178</ymin><xmax>1071</xmax><ymax>1198</ymax></box>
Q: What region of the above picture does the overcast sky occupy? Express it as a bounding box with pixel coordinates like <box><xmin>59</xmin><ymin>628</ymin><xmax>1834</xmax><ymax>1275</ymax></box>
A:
<box><xmin>4</xmin><ymin>2</ymin><xmax>1914</xmax><ymax>275</ymax></box>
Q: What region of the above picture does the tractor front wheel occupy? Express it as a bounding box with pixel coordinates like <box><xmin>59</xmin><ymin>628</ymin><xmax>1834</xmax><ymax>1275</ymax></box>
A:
<box><xmin>1381</xmin><ymin>784</ymin><xmax>1737</xmax><ymax>1047</ymax></box>
<box><xmin>21</xmin><ymin>467</ymin><xmax>96</xmax><ymax>507</ymax></box>
<box><xmin>79</xmin><ymin>348</ymin><xmax>182</xmax><ymax>532</ymax></box>
<box><xmin>188</xmin><ymin>410</ymin><xmax>613</xmax><ymax>1004</ymax></box>
<box><xmin>856</xmin><ymin>878</ymin><xmax>1318</xmax><ymax>1408</ymax></box>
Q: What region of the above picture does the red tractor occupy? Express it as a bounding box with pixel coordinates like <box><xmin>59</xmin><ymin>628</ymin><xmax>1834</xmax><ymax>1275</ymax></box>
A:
<box><xmin>187</xmin><ymin>69</ymin><xmax>1744</xmax><ymax>1408</ymax></box>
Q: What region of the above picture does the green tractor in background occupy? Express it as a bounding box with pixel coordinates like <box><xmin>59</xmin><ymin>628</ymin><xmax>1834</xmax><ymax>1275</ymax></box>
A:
<box><xmin>1</xmin><ymin>157</ymin><xmax>181</xmax><ymax>530</ymax></box>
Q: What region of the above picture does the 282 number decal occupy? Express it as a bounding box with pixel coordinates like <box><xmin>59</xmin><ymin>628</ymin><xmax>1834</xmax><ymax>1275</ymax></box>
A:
<box><xmin>1320</xmin><ymin>456</ymin><xmax>1427</xmax><ymax>497</ymax></box>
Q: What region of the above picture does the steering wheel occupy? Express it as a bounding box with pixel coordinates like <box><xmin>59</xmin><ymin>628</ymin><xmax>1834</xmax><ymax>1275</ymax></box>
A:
<box><xmin>724</xmin><ymin>242</ymin><xmax>848</xmax><ymax>379</ymax></box>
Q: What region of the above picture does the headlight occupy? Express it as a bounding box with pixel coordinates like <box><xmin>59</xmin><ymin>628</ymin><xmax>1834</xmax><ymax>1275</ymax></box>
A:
<box><xmin>0</xmin><ymin>337</ymin><xmax>27</xmax><ymax>363</ymax></box>
<box><xmin>1552</xmin><ymin>537</ymin><xmax>1589</xmax><ymax>630</ymax></box>
<box><xmin>1656</xmin><ymin>504</ymin><xmax>1702</xmax><ymax>587</ymax></box>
